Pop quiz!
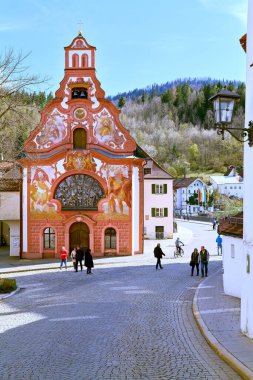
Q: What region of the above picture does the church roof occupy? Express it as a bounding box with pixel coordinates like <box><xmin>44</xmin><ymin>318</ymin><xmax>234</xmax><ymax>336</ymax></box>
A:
<box><xmin>134</xmin><ymin>144</ymin><xmax>173</xmax><ymax>179</ymax></box>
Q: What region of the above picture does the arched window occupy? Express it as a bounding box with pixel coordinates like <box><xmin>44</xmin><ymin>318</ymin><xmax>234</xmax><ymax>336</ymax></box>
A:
<box><xmin>43</xmin><ymin>227</ymin><xmax>55</xmax><ymax>249</ymax></box>
<box><xmin>81</xmin><ymin>54</ymin><xmax>88</xmax><ymax>67</ymax></box>
<box><xmin>73</xmin><ymin>128</ymin><xmax>86</xmax><ymax>149</ymax></box>
<box><xmin>105</xmin><ymin>228</ymin><xmax>116</xmax><ymax>249</ymax></box>
<box><xmin>54</xmin><ymin>174</ymin><xmax>105</xmax><ymax>210</ymax></box>
<box><xmin>72</xmin><ymin>87</ymin><xmax>88</xmax><ymax>99</ymax></box>
<box><xmin>72</xmin><ymin>54</ymin><xmax>79</xmax><ymax>68</ymax></box>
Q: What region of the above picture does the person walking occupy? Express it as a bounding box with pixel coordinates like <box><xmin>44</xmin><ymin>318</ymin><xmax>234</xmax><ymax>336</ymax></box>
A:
<box><xmin>75</xmin><ymin>246</ymin><xmax>84</xmax><ymax>272</ymax></box>
<box><xmin>84</xmin><ymin>248</ymin><xmax>94</xmax><ymax>274</ymax></box>
<box><xmin>216</xmin><ymin>234</ymin><xmax>223</xmax><ymax>255</ymax></box>
<box><xmin>154</xmin><ymin>243</ymin><xmax>165</xmax><ymax>270</ymax></box>
<box><xmin>71</xmin><ymin>247</ymin><xmax>77</xmax><ymax>270</ymax></box>
<box><xmin>200</xmin><ymin>245</ymin><xmax>209</xmax><ymax>277</ymax></box>
<box><xmin>59</xmin><ymin>246</ymin><xmax>68</xmax><ymax>270</ymax></box>
<box><xmin>190</xmin><ymin>248</ymin><xmax>199</xmax><ymax>276</ymax></box>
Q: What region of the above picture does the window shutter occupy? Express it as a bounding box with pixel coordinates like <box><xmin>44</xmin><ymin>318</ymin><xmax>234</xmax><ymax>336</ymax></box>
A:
<box><xmin>152</xmin><ymin>184</ymin><xmax>155</xmax><ymax>194</ymax></box>
<box><xmin>164</xmin><ymin>208</ymin><xmax>168</xmax><ymax>217</ymax></box>
<box><xmin>163</xmin><ymin>184</ymin><xmax>167</xmax><ymax>194</ymax></box>
<box><xmin>152</xmin><ymin>208</ymin><xmax>155</xmax><ymax>217</ymax></box>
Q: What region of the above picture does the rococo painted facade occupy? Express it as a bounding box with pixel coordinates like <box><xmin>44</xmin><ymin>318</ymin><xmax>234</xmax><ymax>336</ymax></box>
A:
<box><xmin>20</xmin><ymin>33</ymin><xmax>145</xmax><ymax>258</ymax></box>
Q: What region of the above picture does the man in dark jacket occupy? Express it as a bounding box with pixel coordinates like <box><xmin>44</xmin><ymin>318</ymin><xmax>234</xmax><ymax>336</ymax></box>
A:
<box><xmin>200</xmin><ymin>245</ymin><xmax>209</xmax><ymax>277</ymax></box>
<box><xmin>75</xmin><ymin>246</ymin><xmax>84</xmax><ymax>272</ymax></box>
<box><xmin>154</xmin><ymin>243</ymin><xmax>165</xmax><ymax>270</ymax></box>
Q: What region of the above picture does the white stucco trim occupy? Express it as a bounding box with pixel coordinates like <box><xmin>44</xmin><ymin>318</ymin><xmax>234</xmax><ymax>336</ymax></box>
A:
<box><xmin>132</xmin><ymin>167</ymin><xmax>139</xmax><ymax>254</ymax></box>
<box><xmin>22</xmin><ymin>168</ymin><xmax>28</xmax><ymax>252</ymax></box>
<box><xmin>69</xmin><ymin>50</ymin><xmax>92</xmax><ymax>67</ymax></box>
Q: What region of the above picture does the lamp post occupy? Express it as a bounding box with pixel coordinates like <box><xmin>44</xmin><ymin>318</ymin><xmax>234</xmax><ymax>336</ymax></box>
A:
<box><xmin>209</xmin><ymin>89</ymin><xmax>253</xmax><ymax>146</ymax></box>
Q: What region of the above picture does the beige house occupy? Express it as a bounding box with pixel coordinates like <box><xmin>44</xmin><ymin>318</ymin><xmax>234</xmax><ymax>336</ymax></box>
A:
<box><xmin>0</xmin><ymin>162</ymin><xmax>21</xmax><ymax>257</ymax></box>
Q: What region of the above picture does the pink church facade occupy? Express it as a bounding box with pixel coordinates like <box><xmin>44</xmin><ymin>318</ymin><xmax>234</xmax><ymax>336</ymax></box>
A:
<box><xmin>20</xmin><ymin>33</ymin><xmax>144</xmax><ymax>258</ymax></box>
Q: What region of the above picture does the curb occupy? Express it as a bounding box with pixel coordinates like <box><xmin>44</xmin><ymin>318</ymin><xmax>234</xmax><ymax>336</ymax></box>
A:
<box><xmin>0</xmin><ymin>287</ymin><xmax>21</xmax><ymax>301</ymax></box>
<box><xmin>193</xmin><ymin>275</ymin><xmax>253</xmax><ymax>380</ymax></box>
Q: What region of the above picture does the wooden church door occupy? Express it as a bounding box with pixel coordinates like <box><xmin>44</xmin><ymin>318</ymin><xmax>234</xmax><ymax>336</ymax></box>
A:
<box><xmin>69</xmin><ymin>222</ymin><xmax>89</xmax><ymax>251</ymax></box>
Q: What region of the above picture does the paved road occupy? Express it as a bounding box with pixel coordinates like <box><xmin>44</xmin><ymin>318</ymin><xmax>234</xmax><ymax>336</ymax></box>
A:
<box><xmin>0</xmin><ymin>263</ymin><xmax>240</xmax><ymax>378</ymax></box>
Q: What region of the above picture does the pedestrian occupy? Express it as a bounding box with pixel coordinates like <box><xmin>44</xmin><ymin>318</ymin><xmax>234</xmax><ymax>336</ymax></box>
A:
<box><xmin>212</xmin><ymin>219</ymin><xmax>216</xmax><ymax>230</ymax></box>
<box><xmin>200</xmin><ymin>245</ymin><xmax>209</xmax><ymax>277</ymax></box>
<box><xmin>154</xmin><ymin>243</ymin><xmax>165</xmax><ymax>270</ymax></box>
<box><xmin>71</xmin><ymin>247</ymin><xmax>77</xmax><ymax>270</ymax></box>
<box><xmin>75</xmin><ymin>246</ymin><xmax>84</xmax><ymax>272</ymax></box>
<box><xmin>216</xmin><ymin>234</ymin><xmax>223</xmax><ymax>255</ymax></box>
<box><xmin>190</xmin><ymin>248</ymin><xmax>199</xmax><ymax>276</ymax></box>
<box><xmin>59</xmin><ymin>246</ymin><xmax>68</xmax><ymax>270</ymax></box>
<box><xmin>85</xmin><ymin>248</ymin><xmax>94</xmax><ymax>274</ymax></box>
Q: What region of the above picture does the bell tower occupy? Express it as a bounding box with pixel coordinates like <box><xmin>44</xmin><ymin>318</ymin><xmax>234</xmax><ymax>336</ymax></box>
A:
<box><xmin>64</xmin><ymin>32</ymin><xmax>96</xmax><ymax>70</ymax></box>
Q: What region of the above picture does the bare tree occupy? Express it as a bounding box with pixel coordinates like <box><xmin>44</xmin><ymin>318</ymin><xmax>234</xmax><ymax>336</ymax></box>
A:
<box><xmin>0</xmin><ymin>49</ymin><xmax>47</xmax><ymax>160</ymax></box>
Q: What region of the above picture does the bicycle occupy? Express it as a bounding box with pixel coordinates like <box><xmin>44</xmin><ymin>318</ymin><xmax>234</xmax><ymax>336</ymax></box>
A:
<box><xmin>174</xmin><ymin>246</ymin><xmax>184</xmax><ymax>258</ymax></box>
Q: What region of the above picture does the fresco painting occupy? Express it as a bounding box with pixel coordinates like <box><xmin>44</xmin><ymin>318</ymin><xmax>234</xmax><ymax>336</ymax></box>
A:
<box><xmin>34</xmin><ymin>110</ymin><xmax>67</xmax><ymax>149</ymax></box>
<box><xmin>93</xmin><ymin>109</ymin><xmax>126</xmax><ymax>148</ymax></box>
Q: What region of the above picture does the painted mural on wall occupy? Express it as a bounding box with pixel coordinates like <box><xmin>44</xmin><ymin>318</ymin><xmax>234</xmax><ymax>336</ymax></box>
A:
<box><xmin>98</xmin><ymin>165</ymin><xmax>131</xmax><ymax>219</ymax></box>
<box><xmin>93</xmin><ymin>109</ymin><xmax>126</xmax><ymax>148</ymax></box>
<box><xmin>34</xmin><ymin>109</ymin><xmax>67</xmax><ymax>149</ymax></box>
<box><xmin>30</xmin><ymin>167</ymin><xmax>61</xmax><ymax>219</ymax></box>
<box><xmin>30</xmin><ymin>154</ymin><xmax>132</xmax><ymax>220</ymax></box>
<box><xmin>63</xmin><ymin>152</ymin><xmax>97</xmax><ymax>171</ymax></box>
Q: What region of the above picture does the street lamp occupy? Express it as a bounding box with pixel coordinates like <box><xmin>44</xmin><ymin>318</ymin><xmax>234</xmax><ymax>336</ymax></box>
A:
<box><xmin>209</xmin><ymin>89</ymin><xmax>253</xmax><ymax>146</ymax></box>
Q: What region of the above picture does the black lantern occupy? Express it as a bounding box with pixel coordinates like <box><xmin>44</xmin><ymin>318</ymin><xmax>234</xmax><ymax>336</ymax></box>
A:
<box><xmin>209</xmin><ymin>89</ymin><xmax>253</xmax><ymax>146</ymax></box>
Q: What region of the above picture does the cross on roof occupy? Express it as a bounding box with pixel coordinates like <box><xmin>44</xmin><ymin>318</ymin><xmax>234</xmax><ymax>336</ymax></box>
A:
<box><xmin>78</xmin><ymin>20</ymin><xmax>83</xmax><ymax>35</ymax></box>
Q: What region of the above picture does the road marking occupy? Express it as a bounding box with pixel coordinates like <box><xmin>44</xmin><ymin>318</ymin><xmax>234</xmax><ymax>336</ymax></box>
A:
<box><xmin>38</xmin><ymin>303</ymin><xmax>78</xmax><ymax>308</ymax></box>
<box><xmin>197</xmin><ymin>297</ymin><xmax>213</xmax><ymax>300</ymax></box>
<box><xmin>124</xmin><ymin>290</ymin><xmax>154</xmax><ymax>294</ymax></box>
<box><xmin>49</xmin><ymin>316</ymin><xmax>99</xmax><ymax>322</ymax></box>
<box><xmin>200</xmin><ymin>308</ymin><xmax>240</xmax><ymax>314</ymax></box>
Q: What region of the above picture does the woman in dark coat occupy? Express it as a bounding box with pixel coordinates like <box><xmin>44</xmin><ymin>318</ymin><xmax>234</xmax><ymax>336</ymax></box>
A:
<box><xmin>190</xmin><ymin>248</ymin><xmax>199</xmax><ymax>276</ymax></box>
<box><xmin>84</xmin><ymin>248</ymin><xmax>94</xmax><ymax>274</ymax></box>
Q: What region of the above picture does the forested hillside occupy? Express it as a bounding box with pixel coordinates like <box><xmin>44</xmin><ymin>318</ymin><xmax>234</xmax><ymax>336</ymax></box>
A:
<box><xmin>0</xmin><ymin>61</ymin><xmax>245</xmax><ymax>177</ymax></box>
<box><xmin>116</xmin><ymin>80</ymin><xmax>245</xmax><ymax>177</ymax></box>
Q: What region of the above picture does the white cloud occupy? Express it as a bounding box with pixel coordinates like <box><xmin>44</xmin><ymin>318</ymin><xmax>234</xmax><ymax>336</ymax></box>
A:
<box><xmin>198</xmin><ymin>0</ymin><xmax>247</xmax><ymax>26</ymax></box>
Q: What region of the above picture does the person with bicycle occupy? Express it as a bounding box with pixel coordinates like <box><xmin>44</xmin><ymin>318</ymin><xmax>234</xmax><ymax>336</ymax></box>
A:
<box><xmin>175</xmin><ymin>237</ymin><xmax>184</xmax><ymax>255</ymax></box>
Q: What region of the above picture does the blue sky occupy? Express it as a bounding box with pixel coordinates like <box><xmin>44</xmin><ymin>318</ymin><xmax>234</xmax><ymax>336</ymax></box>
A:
<box><xmin>0</xmin><ymin>0</ymin><xmax>247</xmax><ymax>96</ymax></box>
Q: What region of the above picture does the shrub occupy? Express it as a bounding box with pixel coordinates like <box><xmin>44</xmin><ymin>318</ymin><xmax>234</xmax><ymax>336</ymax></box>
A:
<box><xmin>0</xmin><ymin>278</ymin><xmax>17</xmax><ymax>294</ymax></box>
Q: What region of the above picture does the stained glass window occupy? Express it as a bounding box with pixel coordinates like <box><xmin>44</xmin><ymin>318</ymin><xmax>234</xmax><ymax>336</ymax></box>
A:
<box><xmin>54</xmin><ymin>174</ymin><xmax>105</xmax><ymax>210</ymax></box>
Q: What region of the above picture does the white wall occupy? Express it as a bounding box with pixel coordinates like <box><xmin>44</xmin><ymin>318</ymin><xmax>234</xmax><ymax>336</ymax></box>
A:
<box><xmin>0</xmin><ymin>192</ymin><xmax>20</xmax><ymax>219</ymax></box>
<box><xmin>223</xmin><ymin>235</ymin><xmax>244</xmax><ymax>298</ymax></box>
<box><xmin>132</xmin><ymin>167</ymin><xmax>140</xmax><ymax>254</ymax></box>
<box><xmin>241</xmin><ymin>0</ymin><xmax>253</xmax><ymax>338</ymax></box>
<box><xmin>144</xmin><ymin>179</ymin><xmax>173</xmax><ymax>239</ymax></box>
<box><xmin>219</xmin><ymin>183</ymin><xmax>243</xmax><ymax>198</ymax></box>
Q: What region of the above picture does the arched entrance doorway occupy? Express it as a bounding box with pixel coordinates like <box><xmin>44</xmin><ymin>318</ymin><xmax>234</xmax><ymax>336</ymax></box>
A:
<box><xmin>69</xmin><ymin>222</ymin><xmax>89</xmax><ymax>251</ymax></box>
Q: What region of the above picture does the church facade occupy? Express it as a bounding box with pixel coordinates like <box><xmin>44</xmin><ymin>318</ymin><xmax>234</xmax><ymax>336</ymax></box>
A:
<box><xmin>20</xmin><ymin>33</ymin><xmax>145</xmax><ymax>258</ymax></box>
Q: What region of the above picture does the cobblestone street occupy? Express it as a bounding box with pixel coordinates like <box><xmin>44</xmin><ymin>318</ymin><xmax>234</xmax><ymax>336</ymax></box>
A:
<box><xmin>0</xmin><ymin>259</ymin><xmax>240</xmax><ymax>379</ymax></box>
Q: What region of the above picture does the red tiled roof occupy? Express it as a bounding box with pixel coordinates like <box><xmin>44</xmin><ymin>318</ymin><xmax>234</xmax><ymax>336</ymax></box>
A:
<box><xmin>174</xmin><ymin>177</ymin><xmax>198</xmax><ymax>189</ymax></box>
<box><xmin>240</xmin><ymin>34</ymin><xmax>246</xmax><ymax>52</ymax></box>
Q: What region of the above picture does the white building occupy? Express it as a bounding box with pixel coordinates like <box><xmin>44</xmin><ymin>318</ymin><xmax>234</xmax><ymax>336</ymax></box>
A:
<box><xmin>0</xmin><ymin>162</ymin><xmax>21</xmax><ymax>257</ymax></box>
<box><xmin>218</xmin><ymin>214</ymin><xmax>244</xmax><ymax>298</ymax></box>
<box><xmin>174</xmin><ymin>177</ymin><xmax>213</xmax><ymax>215</ymax></box>
<box><xmin>209</xmin><ymin>167</ymin><xmax>243</xmax><ymax>198</ymax></box>
<box><xmin>221</xmin><ymin>1</ymin><xmax>253</xmax><ymax>339</ymax></box>
<box><xmin>143</xmin><ymin>158</ymin><xmax>173</xmax><ymax>239</ymax></box>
